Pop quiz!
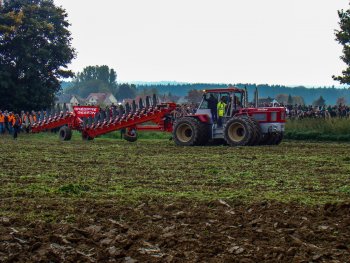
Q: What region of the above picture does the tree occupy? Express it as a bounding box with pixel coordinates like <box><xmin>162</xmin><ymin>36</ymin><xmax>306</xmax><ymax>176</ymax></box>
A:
<box><xmin>0</xmin><ymin>0</ymin><xmax>76</xmax><ymax>111</ymax></box>
<box><xmin>313</xmin><ymin>96</ymin><xmax>326</xmax><ymax>107</ymax></box>
<box><xmin>166</xmin><ymin>92</ymin><xmax>180</xmax><ymax>103</ymax></box>
<box><xmin>116</xmin><ymin>83</ymin><xmax>137</xmax><ymax>100</ymax></box>
<box><xmin>185</xmin><ymin>89</ymin><xmax>203</xmax><ymax>103</ymax></box>
<box><xmin>336</xmin><ymin>96</ymin><xmax>347</xmax><ymax>105</ymax></box>
<box><xmin>276</xmin><ymin>94</ymin><xmax>305</xmax><ymax>105</ymax></box>
<box><xmin>138</xmin><ymin>87</ymin><xmax>158</xmax><ymax>96</ymax></box>
<box><xmin>66</xmin><ymin>65</ymin><xmax>118</xmax><ymax>97</ymax></box>
<box><xmin>293</xmin><ymin>96</ymin><xmax>306</xmax><ymax>105</ymax></box>
<box><xmin>333</xmin><ymin>5</ymin><xmax>350</xmax><ymax>84</ymax></box>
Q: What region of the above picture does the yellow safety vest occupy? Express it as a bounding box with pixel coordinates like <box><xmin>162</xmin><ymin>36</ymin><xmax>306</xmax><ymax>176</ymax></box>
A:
<box><xmin>217</xmin><ymin>102</ymin><xmax>226</xmax><ymax>117</ymax></box>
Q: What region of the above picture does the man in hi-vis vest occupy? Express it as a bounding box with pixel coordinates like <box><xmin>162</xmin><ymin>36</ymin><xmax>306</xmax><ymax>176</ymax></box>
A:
<box><xmin>217</xmin><ymin>97</ymin><xmax>227</xmax><ymax>127</ymax></box>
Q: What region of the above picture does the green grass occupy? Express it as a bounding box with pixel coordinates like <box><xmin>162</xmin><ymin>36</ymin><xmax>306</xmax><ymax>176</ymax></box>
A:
<box><xmin>285</xmin><ymin>118</ymin><xmax>350</xmax><ymax>141</ymax></box>
<box><xmin>1</xmin><ymin>133</ymin><xmax>350</xmax><ymax>223</ymax></box>
<box><xmin>102</xmin><ymin>131</ymin><xmax>171</xmax><ymax>140</ymax></box>
<box><xmin>1</xmin><ymin>133</ymin><xmax>349</xmax><ymax>207</ymax></box>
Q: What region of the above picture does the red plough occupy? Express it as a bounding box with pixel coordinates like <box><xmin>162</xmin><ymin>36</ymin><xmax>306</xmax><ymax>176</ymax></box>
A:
<box><xmin>30</xmin><ymin>102</ymin><xmax>177</xmax><ymax>141</ymax></box>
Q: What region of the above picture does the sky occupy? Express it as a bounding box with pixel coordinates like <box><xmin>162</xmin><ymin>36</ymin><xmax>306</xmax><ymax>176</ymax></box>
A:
<box><xmin>54</xmin><ymin>0</ymin><xmax>349</xmax><ymax>86</ymax></box>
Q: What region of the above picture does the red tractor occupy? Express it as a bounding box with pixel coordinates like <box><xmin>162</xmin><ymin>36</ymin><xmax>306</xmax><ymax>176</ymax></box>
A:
<box><xmin>30</xmin><ymin>87</ymin><xmax>286</xmax><ymax>146</ymax></box>
<box><xmin>172</xmin><ymin>87</ymin><xmax>286</xmax><ymax>146</ymax></box>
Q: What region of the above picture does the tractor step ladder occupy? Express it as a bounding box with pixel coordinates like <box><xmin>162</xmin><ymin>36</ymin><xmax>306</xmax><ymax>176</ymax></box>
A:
<box><xmin>212</xmin><ymin>125</ymin><xmax>224</xmax><ymax>139</ymax></box>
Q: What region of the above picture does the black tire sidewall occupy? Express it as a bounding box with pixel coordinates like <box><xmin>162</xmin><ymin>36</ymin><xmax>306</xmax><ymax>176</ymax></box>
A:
<box><xmin>59</xmin><ymin>126</ymin><xmax>72</xmax><ymax>141</ymax></box>
<box><xmin>124</xmin><ymin>133</ymin><xmax>138</xmax><ymax>142</ymax></box>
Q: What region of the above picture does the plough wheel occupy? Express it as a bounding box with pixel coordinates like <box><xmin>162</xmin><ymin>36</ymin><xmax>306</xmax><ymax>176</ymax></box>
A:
<box><xmin>124</xmin><ymin>129</ymin><xmax>138</xmax><ymax>142</ymax></box>
<box><xmin>58</xmin><ymin>126</ymin><xmax>72</xmax><ymax>141</ymax></box>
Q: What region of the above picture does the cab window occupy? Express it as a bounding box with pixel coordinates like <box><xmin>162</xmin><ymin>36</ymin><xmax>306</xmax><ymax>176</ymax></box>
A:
<box><xmin>199</xmin><ymin>93</ymin><xmax>219</xmax><ymax>109</ymax></box>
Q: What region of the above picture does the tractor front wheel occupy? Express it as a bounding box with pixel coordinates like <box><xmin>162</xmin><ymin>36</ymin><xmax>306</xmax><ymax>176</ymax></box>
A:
<box><xmin>58</xmin><ymin>126</ymin><xmax>72</xmax><ymax>141</ymax></box>
<box><xmin>224</xmin><ymin>117</ymin><xmax>253</xmax><ymax>146</ymax></box>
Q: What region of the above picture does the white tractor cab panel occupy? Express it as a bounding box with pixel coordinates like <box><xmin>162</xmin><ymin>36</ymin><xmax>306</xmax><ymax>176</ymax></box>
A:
<box><xmin>197</xmin><ymin>91</ymin><xmax>244</xmax><ymax>123</ymax></box>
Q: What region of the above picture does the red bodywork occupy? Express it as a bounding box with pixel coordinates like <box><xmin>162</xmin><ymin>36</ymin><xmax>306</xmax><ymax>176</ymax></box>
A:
<box><xmin>238</xmin><ymin>107</ymin><xmax>286</xmax><ymax>123</ymax></box>
<box><xmin>204</xmin><ymin>88</ymin><xmax>244</xmax><ymax>93</ymax></box>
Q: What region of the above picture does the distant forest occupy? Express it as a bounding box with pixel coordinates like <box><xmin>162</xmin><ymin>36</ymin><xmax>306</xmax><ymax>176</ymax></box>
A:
<box><xmin>61</xmin><ymin>82</ymin><xmax>350</xmax><ymax>105</ymax></box>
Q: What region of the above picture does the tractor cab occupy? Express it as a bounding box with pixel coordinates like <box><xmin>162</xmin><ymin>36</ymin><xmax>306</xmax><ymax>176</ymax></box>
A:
<box><xmin>196</xmin><ymin>88</ymin><xmax>245</xmax><ymax>123</ymax></box>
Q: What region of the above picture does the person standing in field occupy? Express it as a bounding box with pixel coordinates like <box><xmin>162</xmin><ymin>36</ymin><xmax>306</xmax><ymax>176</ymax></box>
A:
<box><xmin>7</xmin><ymin>112</ymin><xmax>14</xmax><ymax>134</ymax></box>
<box><xmin>12</xmin><ymin>114</ymin><xmax>21</xmax><ymax>140</ymax></box>
<box><xmin>0</xmin><ymin>110</ymin><xmax>5</xmax><ymax>134</ymax></box>
<box><xmin>23</xmin><ymin>111</ymin><xmax>30</xmax><ymax>133</ymax></box>
<box><xmin>4</xmin><ymin>110</ymin><xmax>10</xmax><ymax>134</ymax></box>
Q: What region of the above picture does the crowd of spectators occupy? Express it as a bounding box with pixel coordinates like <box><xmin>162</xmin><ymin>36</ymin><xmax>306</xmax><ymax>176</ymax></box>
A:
<box><xmin>257</xmin><ymin>103</ymin><xmax>350</xmax><ymax>119</ymax></box>
<box><xmin>0</xmin><ymin>109</ymin><xmax>64</xmax><ymax>139</ymax></box>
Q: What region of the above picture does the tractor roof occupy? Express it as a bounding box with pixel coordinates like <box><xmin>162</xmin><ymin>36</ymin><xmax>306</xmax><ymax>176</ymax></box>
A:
<box><xmin>203</xmin><ymin>87</ymin><xmax>244</xmax><ymax>93</ymax></box>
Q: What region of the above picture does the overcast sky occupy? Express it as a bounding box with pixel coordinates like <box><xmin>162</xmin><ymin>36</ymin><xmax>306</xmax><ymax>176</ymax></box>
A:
<box><xmin>54</xmin><ymin>0</ymin><xmax>349</xmax><ymax>86</ymax></box>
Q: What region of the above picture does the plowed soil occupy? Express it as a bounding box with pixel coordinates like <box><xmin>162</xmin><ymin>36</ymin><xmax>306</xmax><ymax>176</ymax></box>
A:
<box><xmin>1</xmin><ymin>134</ymin><xmax>350</xmax><ymax>262</ymax></box>
<box><xmin>1</xmin><ymin>201</ymin><xmax>349</xmax><ymax>262</ymax></box>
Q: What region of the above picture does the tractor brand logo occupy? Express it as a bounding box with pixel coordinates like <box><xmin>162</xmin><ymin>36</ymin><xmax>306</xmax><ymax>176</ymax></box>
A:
<box><xmin>73</xmin><ymin>106</ymin><xmax>100</xmax><ymax>117</ymax></box>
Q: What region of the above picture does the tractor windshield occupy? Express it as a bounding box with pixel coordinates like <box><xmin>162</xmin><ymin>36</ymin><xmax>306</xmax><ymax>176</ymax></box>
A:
<box><xmin>199</xmin><ymin>91</ymin><xmax>243</xmax><ymax>116</ymax></box>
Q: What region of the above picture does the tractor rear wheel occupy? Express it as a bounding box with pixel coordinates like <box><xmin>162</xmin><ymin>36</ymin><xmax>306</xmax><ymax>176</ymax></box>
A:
<box><xmin>241</xmin><ymin>116</ymin><xmax>262</xmax><ymax>146</ymax></box>
<box><xmin>249</xmin><ymin>117</ymin><xmax>262</xmax><ymax>145</ymax></box>
<box><xmin>173</xmin><ymin>117</ymin><xmax>209</xmax><ymax>146</ymax></box>
<box><xmin>224</xmin><ymin>117</ymin><xmax>253</xmax><ymax>146</ymax></box>
<box><xmin>59</xmin><ymin>126</ymin><xmax>72</xmax><ymax>141</ymax></box>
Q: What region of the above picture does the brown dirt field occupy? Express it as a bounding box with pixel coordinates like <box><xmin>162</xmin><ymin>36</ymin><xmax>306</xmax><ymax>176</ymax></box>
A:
<box><xmin>1</xmin><ymin>136</ymin><xmax>350</xmax><ymax>262</ymax></box>
<box><xmin>1</xmin><ymin>200</ymin><xmax>349</xmax><ymax>263</ymax></box>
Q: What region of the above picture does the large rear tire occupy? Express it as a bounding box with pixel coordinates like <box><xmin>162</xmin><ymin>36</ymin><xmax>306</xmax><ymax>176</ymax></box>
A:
<box><xmin>249</xmin><ymin>117</ymin><xmax>262</xmax><ymax>145</ymax></box>
<box><xmin>224</xmin><ymin>117</ymin><xmax>253</xmax><ymax>146</ymax></box>
<box><xmin>173</xmin><ymin>117</ymin><xmax>209</xmax><ymax>146</ymax></box>
<box><xmin>58</xmin><ymin>126</ymin><xmax>72</xmax><ymax>141</ymax></box>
